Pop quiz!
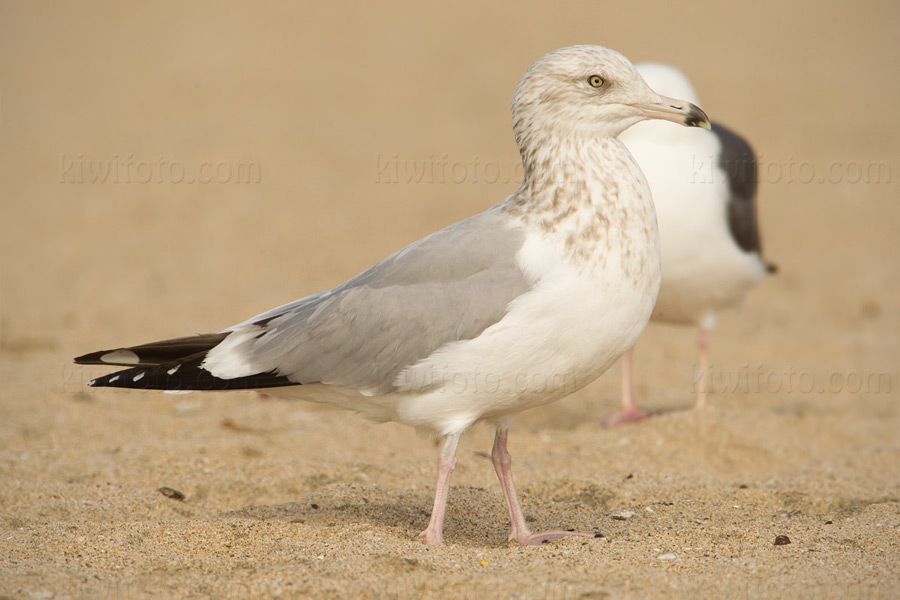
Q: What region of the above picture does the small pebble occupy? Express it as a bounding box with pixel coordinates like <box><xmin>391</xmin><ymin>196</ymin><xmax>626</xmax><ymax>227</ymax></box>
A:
<box><xmin>774</xmin><ymin>535</ymin><xmax>792</xmax><ymax>546</ymax></box>
<box><xmin>611</xmin><ymin>510</ymin><xmax>636</xmax><ymax>520</ymax></box>
<box><xmin>657</xmin><ymin>553</ymin><xmax>676</xmax><ymax>560</ymax></box>
<box><xmin>158</xmin><ymin>487</ymin><xmax>185</xmax><ymax>501</ymax></box>
<box><xmin>310</xmin><ymin>503</ymin><xmax>319</xmax><ymax>510</ymax></box>
<box><xmin>824</xmin><ymin>520</ymin><xmax>833</xmax><ymax>525</ymax></box>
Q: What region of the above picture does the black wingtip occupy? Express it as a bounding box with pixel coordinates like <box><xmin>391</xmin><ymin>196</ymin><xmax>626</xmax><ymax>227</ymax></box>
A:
<box><xmin>73</xmin><ymin>333</ymin><xmax>229</xmax><ymax>367</ymax></box>
<box><xmin>74</xmin><ymin>350</ymin><xmax>110</xmax><ymax>365</ymax></box>
<box><xmin>86</xmin><ymin>357</ymin><xmax>298</xmax><ymax>392</ymax></box>
<box><xmin>75</xmin><ymin>331</ymin><xmax>300</xmax><ymax>392</ymax></box>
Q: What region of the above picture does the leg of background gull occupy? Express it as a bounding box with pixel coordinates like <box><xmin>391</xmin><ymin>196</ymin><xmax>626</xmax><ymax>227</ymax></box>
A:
<box><xmin>419</xmin><ymin>433</ymin><xmax>461</xmax><ymax>545</ymax></box>
<box><xmin>491</xmin><ymin>428</ymin><xmax>597</xmax><ymax>545</ymax></box>
<box><xmin>599</xmin><ymin>348</ymin><xmax>657</xmax><ymax>426</ymax></box>
<box><xmin>695</xmin><ymin>328</ymin><xmax>711</xmax><ymax>409</ymax></box>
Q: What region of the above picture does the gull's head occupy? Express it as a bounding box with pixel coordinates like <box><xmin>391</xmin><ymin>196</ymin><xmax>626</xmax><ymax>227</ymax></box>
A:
<box><xmin>512</xmin><ymin>45</ymin><xmax>710</xmax><ymax>144</ymax></box>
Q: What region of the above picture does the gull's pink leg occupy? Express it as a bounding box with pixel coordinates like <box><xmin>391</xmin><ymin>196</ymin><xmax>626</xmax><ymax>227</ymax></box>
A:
<box><xmin>695</xmin><ymin>328</ymin><xmax>711</xmax><ymax>409</ymax></box>
<box><xmin>419</xmin><ymin>433</ymin><xmax>460</xmax><ymax>545</ymax></box>
<box><xmin>599</xmin><ymin>348</ymin><xmax>657</xmax><ymax>426</ymax></box>
<box><xmin>491</xmin><ymin>428</ymin><xmax>598</xmax><ymax>545</ymax></box>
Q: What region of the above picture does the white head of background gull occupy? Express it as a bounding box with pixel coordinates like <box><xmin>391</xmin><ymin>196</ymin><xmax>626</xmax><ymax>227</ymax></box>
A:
<box><xmin>599</xmin><ymin>63</ymin><xmax>776</xmax><ymax>426</ymax></box>
<box><xmin>75</xmin><ymin>46</ymin><xmax>710</xmax><ymax>546</ymax></box>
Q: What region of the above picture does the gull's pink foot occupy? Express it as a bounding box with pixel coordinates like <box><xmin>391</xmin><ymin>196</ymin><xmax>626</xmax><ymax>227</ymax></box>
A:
<box><xmin>419</xmin><ymin>528</ymin><xmax>444</xmax><ymax>546</ymax></box>
<box><xmin>491</xmin><ymin>428</ymin><xmax>604</xmax><ymax>546</ymax></box>
<box><xmin>602</xmin><ymin>348</ymin><xmax>657</xmax><ymax>426</ymax></box>
<box><xmin>512</xmin><ymin>529</ymin><xmax>600</xmax><ymax>545</ymax></box>
<box><xmin>599</xmin><ymin>405</ymin><xmax>658</xmax><ymax>426</ymax></box>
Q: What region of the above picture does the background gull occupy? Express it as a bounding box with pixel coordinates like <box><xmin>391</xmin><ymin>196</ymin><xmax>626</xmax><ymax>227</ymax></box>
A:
<box><xmin>600</xmin><ymin>63</ymin><xmax>775</xmax><ymax>426</ymax></box>
<box><xmin>74</xmin><ymin>46</ymin><xmax>709</xmax><ymax>545</ymax></box>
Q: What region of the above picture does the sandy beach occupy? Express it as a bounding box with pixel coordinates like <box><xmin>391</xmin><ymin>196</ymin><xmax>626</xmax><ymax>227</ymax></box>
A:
<box><xmin>1</xmin><ymin>1</ymin><xmax>898</xmax><ymax>598</ymax></box>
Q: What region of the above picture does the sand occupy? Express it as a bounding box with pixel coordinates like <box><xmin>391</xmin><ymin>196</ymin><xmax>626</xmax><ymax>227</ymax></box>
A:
<box><xmin>1</xmin><ymin>1</ymin><xmax>898</xmax><ymax>598</ymax></box>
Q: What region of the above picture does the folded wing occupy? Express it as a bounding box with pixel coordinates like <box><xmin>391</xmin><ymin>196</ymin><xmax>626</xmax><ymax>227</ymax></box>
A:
<box><xmin>77</xmin><ymin>208</ymin><xmax>532</xmax><ymax>393</ymax></box>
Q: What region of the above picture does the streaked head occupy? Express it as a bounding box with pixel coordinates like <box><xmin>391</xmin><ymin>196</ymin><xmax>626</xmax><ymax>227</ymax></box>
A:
<box><xmin>512</xmin><ymin>45</ymin><xmax>710</xmax><ymax>145</ymax></box>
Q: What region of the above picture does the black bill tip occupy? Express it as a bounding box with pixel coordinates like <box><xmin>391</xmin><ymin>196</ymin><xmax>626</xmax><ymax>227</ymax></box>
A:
<box><xmin>684</xmin><ymin>102</ymin><xmax>711</xmax><ymax>130</ymax></box>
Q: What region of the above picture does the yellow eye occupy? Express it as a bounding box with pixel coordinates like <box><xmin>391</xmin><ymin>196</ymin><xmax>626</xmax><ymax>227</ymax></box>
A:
<box><xmin>588</xmin><ymin>75</ymin><xmax>604</xmax><ymax>88</ymax></box>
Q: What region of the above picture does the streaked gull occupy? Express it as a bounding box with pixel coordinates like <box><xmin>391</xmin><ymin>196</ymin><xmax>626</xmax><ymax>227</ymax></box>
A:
<box><xmin>599</xmin><ymin>63</ymin><xmax>775</xmax><ymax>426</ymax></box>
<box><xmin>74</xmin><ymin>46</ymin><xmax>710</xmax><ymax>545</ymax></box>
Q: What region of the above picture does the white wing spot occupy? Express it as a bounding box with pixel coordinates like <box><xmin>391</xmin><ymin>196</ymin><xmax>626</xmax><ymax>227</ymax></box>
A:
<box><xmin>133</xmin><ymin>372</ymin><xmax>145</xmax><ymax>382</ymax></box>
<box><xmin>100</xmin><ymin>350</ymin><xmax>140</xmax><ymax>364</ymax></box>
<box><xmin>167</xmin><ymin>364</ymin><xmax>181</xmax><ymax>375</ymax></box>
<box><xmin>109</xmin><ymin>375</ymin><xmax>120</xmax><ymax>383</ymax></box>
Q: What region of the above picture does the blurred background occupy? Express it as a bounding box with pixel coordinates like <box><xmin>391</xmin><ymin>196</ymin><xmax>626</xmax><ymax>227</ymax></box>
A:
<box><xmin>2</xmin><ymin>1</ymin><xmax>897</xmax><ymax>357</ymax></box>
<box><xmin>1</xmin><ymin>1</ymin><xmax>897</xmax><ymax>598</ymax></box>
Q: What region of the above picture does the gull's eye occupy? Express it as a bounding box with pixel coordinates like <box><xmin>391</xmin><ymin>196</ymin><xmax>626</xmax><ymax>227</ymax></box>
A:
<box><xmin>588</xmin><ymin>75</ymin><xmax>604</xmax><ymax>88</ymax></box>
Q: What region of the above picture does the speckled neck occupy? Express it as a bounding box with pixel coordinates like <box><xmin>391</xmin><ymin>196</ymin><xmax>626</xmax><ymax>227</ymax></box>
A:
<box><xmin>502</xmin><ymin>135</ymin><xmax>659</xmax><ymax>285</ymax></box>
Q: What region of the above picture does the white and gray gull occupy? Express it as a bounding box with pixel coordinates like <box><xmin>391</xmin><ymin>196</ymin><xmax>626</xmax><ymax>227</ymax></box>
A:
<box><xmin>599</xmin><ymin>63</ymin><xmax>775</xmax><ymax>426</ymax></box>
<box><xmin>75</xmin><ymin>46</ymin><xmax>710</xmax><ymax>545</ymax></box>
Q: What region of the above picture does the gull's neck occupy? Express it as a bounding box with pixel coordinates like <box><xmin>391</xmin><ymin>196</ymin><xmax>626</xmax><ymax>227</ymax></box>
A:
<box><xmin>502</xmin><ymin>133</ymin><xmax>660</xmax><ymax>283</ymax></box>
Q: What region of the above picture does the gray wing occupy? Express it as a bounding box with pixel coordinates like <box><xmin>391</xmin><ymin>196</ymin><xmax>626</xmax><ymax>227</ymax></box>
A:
<box><xmin>214</xmin><ymin>207</ymin><xmax>531</xmax><ymax>394</ymax></box>
<box><xmin>713</xmin><ymin>122</ymin><xmax>763</xmax><ymax>255</ymax></box>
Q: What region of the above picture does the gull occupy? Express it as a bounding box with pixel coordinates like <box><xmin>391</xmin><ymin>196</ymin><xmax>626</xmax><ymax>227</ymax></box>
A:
<box><xmin>74</xmin><ymin>46</ymin><xmax>709</xmax><ymax>545</ymax></box>
<box><xmin>599</xmin><ymin>63</ymin><xmax>775</xmax><ymax>426</ymax></box>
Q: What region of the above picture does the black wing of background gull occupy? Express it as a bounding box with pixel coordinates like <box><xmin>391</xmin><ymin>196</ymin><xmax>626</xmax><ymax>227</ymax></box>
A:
<box><xmin>715</xmin><ymin>122</ymin><xmax>777</xmax><ymax>273</ymax></box>
<box><xmin>75</xmin><ymin>45</ymin><xmax>710</xmax><ymax>545</ymax></box>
